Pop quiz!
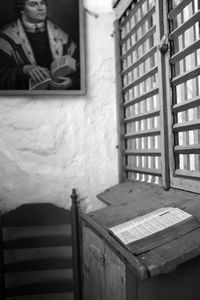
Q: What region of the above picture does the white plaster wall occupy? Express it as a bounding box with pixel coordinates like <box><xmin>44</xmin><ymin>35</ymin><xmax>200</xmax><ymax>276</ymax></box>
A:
<box><xmin>0</xmin><ymin>1</ymin><xmax>119</xmax><ymax>213</ymax></box>
<box><xmin>84</xmin><ymin>0</ymin><xmax>113</xmax><ymax>13</ymax></box>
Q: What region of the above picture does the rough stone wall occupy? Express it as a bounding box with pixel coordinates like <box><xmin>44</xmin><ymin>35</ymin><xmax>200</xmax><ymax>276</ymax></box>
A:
<box><xmin>0</xmin><ymin>2</ymin><xmax>118</xmax><ymax>213</ymax></box>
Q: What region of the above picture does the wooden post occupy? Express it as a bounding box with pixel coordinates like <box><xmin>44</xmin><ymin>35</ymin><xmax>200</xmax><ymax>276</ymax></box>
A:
<box><xmin>156</xmin><ymin>0</ymin><xmax>171</xmax><ymax>190</ymax></box>
<box><xmin>0</xmin><ymin>212</ymin><xmax>6</xmax><ymax>300</ymax></box>
<box><xmin>71</xmin><ymin>189</ymin><xmax>82</xmax><ymax>300</ymax></box>
<box><xmin>114</xmin><ymin>19</ymin><xmax>126</xmax><ymax>183</ymax></box>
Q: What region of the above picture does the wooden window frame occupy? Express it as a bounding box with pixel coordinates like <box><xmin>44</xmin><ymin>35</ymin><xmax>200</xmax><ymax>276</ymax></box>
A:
<box><xmin>114</xmin><ymin>0</ymin><xmax>200</xmax><ymax>194</ymax></box>
<box><xmin>167</xmin><ymin>0</ymin><xmax>200</xmax><ymax>193</ymax></box>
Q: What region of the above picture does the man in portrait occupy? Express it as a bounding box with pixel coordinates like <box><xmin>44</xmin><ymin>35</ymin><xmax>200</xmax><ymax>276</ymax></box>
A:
<box><xmin>0</xmin><ymin>0</ymin><xmax>80</xmax><ymax>90</ymax></box>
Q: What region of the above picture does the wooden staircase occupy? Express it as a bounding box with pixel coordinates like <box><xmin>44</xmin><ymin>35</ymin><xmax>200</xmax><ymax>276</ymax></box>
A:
<box><xmin>0</xmin><ymin>191</ymin><xmax>82</xmax><ymax>300</ymax></box>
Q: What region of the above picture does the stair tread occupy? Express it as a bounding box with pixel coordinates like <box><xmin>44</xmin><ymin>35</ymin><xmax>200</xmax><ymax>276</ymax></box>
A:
<box><xmin>4</xmin><ymin>246</ymin><xmax>72</xmax><ymax>264</ymax></box>
<box><xmin>4</xmin><ymin>235</ymin><xmax>72</xmax><ymax>249</ymax></box>
<box><xmin>1</xmin><ymin>203</ymin><xmax>80</xmax><ymax>300</ymax></box>
<box><xmin>3</xmin><ymin>225</ymin><xmax>71</xmax><ymax>241</ymax></box>
<box><xmin>5</xmin><ymin>269</ymin><xmax>73</xmax><ymax>288</ymax></box>
<box><xmin>6</xmin><ymin>292</ymin><xmax>74</xmax><ymax>300</ymax></box>
<box><xmin>6</xmin><ymin>280</ymin><xmax>74</xmax><ymax>297</ymax></box>
<box><xmin>5</xmin><ymin>257</ymin><xmax>73</xmax><ymax>272</ymax></box>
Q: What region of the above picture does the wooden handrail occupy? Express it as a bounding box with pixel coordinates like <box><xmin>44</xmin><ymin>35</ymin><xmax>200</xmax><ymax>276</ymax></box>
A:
<box><xmin>71</xmin><ymin>189</ymin><xmax>82</xmax><ymax>300</ymax></box>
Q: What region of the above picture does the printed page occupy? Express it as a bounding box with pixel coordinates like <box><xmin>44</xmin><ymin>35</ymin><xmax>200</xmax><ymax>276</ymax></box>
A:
<box><xmin>109</xmin><ymin>207</ymin><xmax>173</xmax><ymax>234</ymax></box>
<box><xmin>109</xmin><ymin>207</ymin><xmax>192</xmax><ymax>245</ymax></box>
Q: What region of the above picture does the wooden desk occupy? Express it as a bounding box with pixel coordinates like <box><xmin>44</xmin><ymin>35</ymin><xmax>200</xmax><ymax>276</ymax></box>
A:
<box><xmin>80</xmin><ymin>181</ymin><xmax>200</xmax><ymax>300</ymax></box>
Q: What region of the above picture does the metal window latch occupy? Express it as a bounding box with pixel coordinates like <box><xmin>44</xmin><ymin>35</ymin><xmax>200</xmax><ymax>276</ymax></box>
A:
<box><xmin>158</xmin><ymin>34</ymin><xmax>169</xmax><ymax>53</ymax></box>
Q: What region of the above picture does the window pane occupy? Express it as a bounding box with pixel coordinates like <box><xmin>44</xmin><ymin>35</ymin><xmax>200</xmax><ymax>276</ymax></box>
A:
<box><xmin>118</xmin><ymin>0</ymin><xmax>162</xmax><ymax>184</ymax></box>
<box><xmin>169</xmin><ymin>0</ymin><xmax>200</xmax><ymax>179</ymax></box>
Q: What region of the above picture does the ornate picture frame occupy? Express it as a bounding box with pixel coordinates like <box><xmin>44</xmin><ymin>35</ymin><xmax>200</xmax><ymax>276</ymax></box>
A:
<box><xmin>0</xmin><ymin>0</ymin><xmax>86</xmax><ymax>95</ymax></box>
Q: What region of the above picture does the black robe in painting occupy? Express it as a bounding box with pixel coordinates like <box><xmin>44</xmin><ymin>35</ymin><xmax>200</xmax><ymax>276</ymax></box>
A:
<box><xmin>0</xmin><ymin>18</ymin><xmax>80</xmax><ymax>90</ymax></box>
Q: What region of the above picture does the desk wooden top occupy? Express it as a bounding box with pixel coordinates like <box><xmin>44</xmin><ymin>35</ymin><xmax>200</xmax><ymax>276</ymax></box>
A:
<box><xmin>81</xmin><ymin>181</ymin><xmax>200</xmax><ymax>279</ymax></box>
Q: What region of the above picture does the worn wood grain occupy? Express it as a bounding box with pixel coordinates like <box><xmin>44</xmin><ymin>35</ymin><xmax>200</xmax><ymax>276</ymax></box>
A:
<box><xmin>128</xmin><ymin>218</ymin><xmax>200</xmax><ymax>255</ymax></box>
<box><xmin>92</xmin><ymin>182</ymin><xmax>200</xmax><ymax>278</ymax></box>
<box><xmin>81</xmin><ymin>213</ymin><xmax>147</xmax><ymax>280</ymax></box>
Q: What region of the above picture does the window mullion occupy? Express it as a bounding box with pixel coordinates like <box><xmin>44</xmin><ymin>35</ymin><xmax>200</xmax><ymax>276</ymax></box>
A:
<box><xmin>155</xmin><ymin>0</ymin><xmax>171</xmax><ymax>190</ymax></box>
<box><xmin>114</xmin><ymin>19</ymin><xmax>126</xmax><ymax>182</ymax></box>
<box><xmin>114</xmin><ymin>0</ymin><xmax>171</xmax><ymax>186</ymax></box>
<box><xmin>168</xmin><ymin>0</ymin><xmax>200</xmax><ymax>193</ymax></box>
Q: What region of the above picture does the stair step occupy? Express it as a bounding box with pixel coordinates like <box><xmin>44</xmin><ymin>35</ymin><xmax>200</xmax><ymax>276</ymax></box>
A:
<box><xmin>1</xmin><ymin>203</ymin><xmax>79</xmax><ymax>300</ymax></box>
<box><xmin>5</xmin><ymin>269</ymin><xmax>73</xmax><ymax>288</ymax></box>
<box><xmin>5</xmin><ymin>257</ymin><xmax>73</xmax><ymax>273</ymax></box>
<box><xmin>6</xmin><ymin>280</ymin><xmax>73</xmax><ymax>297</ymax></box>
<box><xmin>3</xmin><ymin>225</ymin><xmax>71</xmax><ymax>241</ymax></box>
<box><xmin>7</xmin><ymin>292</ymin><xmax>74</xmax><ymax>300</ymax></box>
<box><xmin>3</xmin><ymin>235</ymin><xmax>72</xmax><ymax>249</ymax></box>
<box><xmin>4</xmin><ymin>246</ymin><xmax>72</xmax><ymax>265</ymax></box>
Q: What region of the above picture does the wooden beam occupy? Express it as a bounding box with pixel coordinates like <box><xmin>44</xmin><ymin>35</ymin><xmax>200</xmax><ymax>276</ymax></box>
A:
<box><xmin>122</xmin><ymin>46</ymin><xmax>157</xmax><ymax>76</ymax></box>
<box><xmin>156</xmin><ymin>0</ymin><xmax>171</xmax><ymax>190</ymax></box>
<box><xmin>124</xmin><ymin>108</ymin><xmax>160</xmax><ymax>123</ymax></box>
<box><xmin>173</xmin><ymin>95</ymin><xmax>200</xmax><ymax>113</ymax></box>
<box><xmin>121</xmin><ymin>26</ymin><xmax>156</xmax><ymax>57</ymax></box>
<box><xmin>122</xmin><ymin>66</ymin><xmax>158</xmax><ymax>93</ymax></box>
<box><xmin>171</xmin><ymin>65</ymin><xmax>200</xmax><ymax>86</ymax></box>
<box><xmin>125</xmin><ymin>128</ymin><xmax>160</xmax><ymax>139</ymax></box>
<box><xmin>114</xmin><ymin>20</ymin><xmax>126</xmax><ymax>182</ymax></box>
<box><xmin>168</xmin><ymin>0</ymin><xmax>193</xmax><ymax>20</ymax></box>
<box><xmin>125</xmin><ymin>166</ymin><xmax>162</xmax><ymax>176</ymax></box>
<box><xmin>169</xmin><ymin>10</ymin><xmax>200</xmax><ymax>40</ymax></box>
<box><xmin>170</xmin><ymin>40</ymin><xmax>200</xmax><ymax>64</ymax></box>
<box><xmin>0</xmin><ymin>212</ymin><xmax>6</xmax><ymax>299</ymax></box>
<box><xmin>174</xmin><ymin>144</ymin><xmax>200</xmax><ymax>154</ymax></box>
<box><xmin>120</xmin><ymin>6</ymin><xmax>155</xmax><ymax>41</ymax></box>
<box><xmin>124</xmin><ymin>149</ymin><xmax>161</xmax><ymax>156</ymax></box>
<box><xmin>123</xmin><ymin>88</ymin><xmax>159</xmax><ymax>107</ymax></box>
<box><xmin>175</xmin><ymin>169</ymin><xmax>200</xmax><ymax>179</ymax></box>
<box><xmin>114</xmin><ymin>0</ymin><xmax>143</xmax><ymax>21</ymax></box>
<box><xmin>173</xmin><ymin>120</ymin><xmax>200</xmax><ymax>132</ymax></box>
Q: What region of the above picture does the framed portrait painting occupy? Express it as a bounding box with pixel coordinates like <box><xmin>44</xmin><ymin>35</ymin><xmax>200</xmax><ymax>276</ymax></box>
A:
<box><xmin>0</xmin><ymin>0</ymin><xmax>86</xmax><ymax>95</ymax></box>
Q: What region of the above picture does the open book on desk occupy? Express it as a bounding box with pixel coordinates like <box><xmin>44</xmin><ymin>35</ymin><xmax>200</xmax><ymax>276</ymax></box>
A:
<box><xmin>109</xmin><ymin>207</ymin><xmax>193</xmax><ymax>245</ymax></box>
<box><xmin>29</xmin><ymin>55</ymin><xmax>76</xmax><ymax>90</ymax></box>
